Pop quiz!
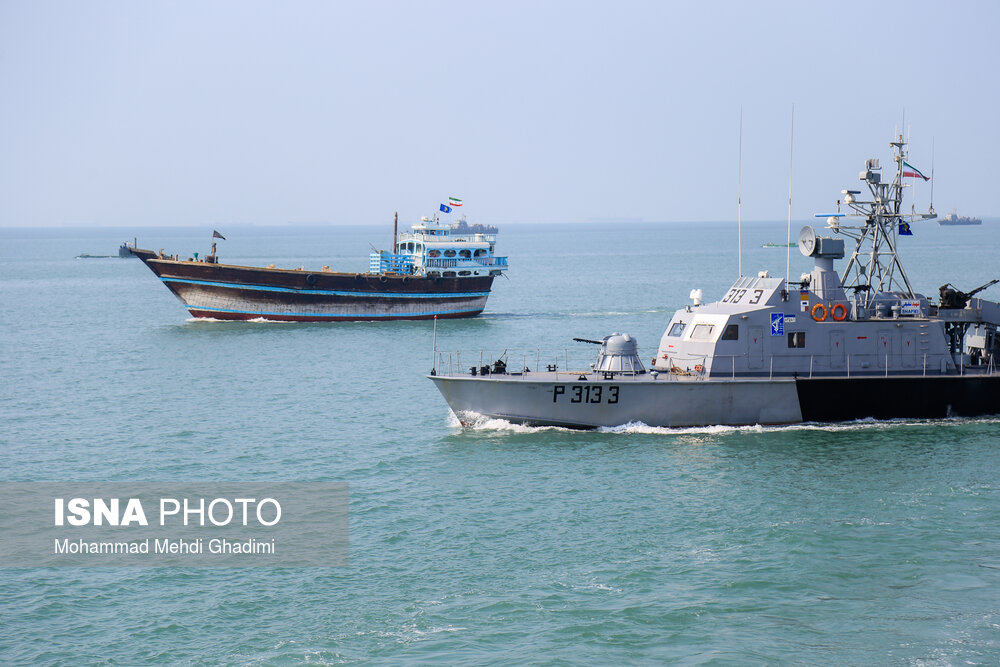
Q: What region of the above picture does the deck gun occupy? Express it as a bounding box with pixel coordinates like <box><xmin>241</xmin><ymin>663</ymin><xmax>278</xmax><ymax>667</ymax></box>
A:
<box><xmin>939</xmin><ymin>279</ymin><xmax>1000</xmax><ymax>309</ymax></box>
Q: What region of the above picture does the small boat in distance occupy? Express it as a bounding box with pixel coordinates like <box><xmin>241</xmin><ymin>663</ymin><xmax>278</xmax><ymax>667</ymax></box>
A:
<box><xmin>938</xmin><ymin>211</ymin><xmax>982</xmax><ymax>226</ymax></box>
<box><xmin>75</xmin><ymin>239</ymin><xmax>138</xmax><ymax>259</ymax></box>
<box><xmin>131</xmin><ymin>212</ymin><xmax>509</xmax><ymax>321</ymax></box>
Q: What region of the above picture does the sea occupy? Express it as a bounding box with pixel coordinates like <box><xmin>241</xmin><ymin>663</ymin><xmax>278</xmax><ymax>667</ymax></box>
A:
<box><xmin>2</xmin><ymin>220</ymin><xmax>1000</xmax><ymax>665</ymax></box>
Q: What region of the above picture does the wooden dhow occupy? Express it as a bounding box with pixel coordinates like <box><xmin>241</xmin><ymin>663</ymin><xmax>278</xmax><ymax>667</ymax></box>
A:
<box><xmin>133</xmin><ymin>213</ymin><xmax>508</xmax><ymax>322</ymax></box>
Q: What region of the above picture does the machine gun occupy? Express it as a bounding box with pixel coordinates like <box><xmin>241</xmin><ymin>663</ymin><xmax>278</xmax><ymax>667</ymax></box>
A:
<box><xmin>939</xmin><ymin>279</ymin><xmax>1000</xmax><ymax>309</ymax></box>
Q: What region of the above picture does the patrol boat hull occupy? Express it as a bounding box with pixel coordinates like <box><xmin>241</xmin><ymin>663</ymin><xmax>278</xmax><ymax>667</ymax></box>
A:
<box><xmin>431</xmin><ymin>373</ymin><xmax>1000</xmax><ymax>429</ymax></box>
<box><xmin>432</xmin><ymin>374</ymin><xmax>803</xmax><ymax>428</ymax></box>
<box><xmin>133</xmin><ymin>249</ymin><xmax>494</xmax><ymax>321</ymax></box>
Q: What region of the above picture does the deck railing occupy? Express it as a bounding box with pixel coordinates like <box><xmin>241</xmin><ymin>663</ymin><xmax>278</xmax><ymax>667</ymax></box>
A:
<box><xmin>369</xmin><ymin>252</ymin><xmax>414</xmax><ymax>274</ymax></box>
<box><xmin>429</xmin><ymin>349</ymin><xmax>1000</xmax><ymax>380</ymax></box>
<box><xmin>424</xmin><ymin>256</ymin><xmax>508</xmax><ymax>269</ymax></box>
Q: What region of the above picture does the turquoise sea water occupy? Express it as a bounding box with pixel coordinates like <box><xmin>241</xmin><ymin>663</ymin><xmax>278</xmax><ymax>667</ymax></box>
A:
<box><xmin>2</xmin><ymin>221</ymin><xmax>1000</xmax><ymax>665</ymax></box>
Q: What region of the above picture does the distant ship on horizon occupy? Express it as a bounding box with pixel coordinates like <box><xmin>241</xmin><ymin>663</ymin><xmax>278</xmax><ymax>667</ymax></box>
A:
<box><xmin>451</xmin><ymin>215</ymin><xmax>498</xmax><ymax>235</ymax></box>
<box><xmin>939</xmin><ymin>211</ymin><xmax>982</xmax><ymax>226</ymax></box>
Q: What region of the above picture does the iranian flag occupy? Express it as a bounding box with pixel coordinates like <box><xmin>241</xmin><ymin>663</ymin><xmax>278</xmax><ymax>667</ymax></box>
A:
<box><xmin>902</xmin><ymin>161</ymin><xmax>929</xmax><ymax>181</ymax></box>
<box><xmin>448</xmin><ymin>197</ymin><xmax>463</xmax><ymax>207</ymax></box>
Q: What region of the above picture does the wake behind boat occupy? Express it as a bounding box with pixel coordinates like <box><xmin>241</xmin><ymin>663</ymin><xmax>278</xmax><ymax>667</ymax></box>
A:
<box><xmin>132</xmin><ymin>212</ymin><xmax>509</xmax><ymax>321</ymax></box>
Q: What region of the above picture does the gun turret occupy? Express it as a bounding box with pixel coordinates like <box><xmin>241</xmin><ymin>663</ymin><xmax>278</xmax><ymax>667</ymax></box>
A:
<box><xmin>939</xmin><ymin>279</ymin><xmax>1000</xmax><ymax>309</ymax></box>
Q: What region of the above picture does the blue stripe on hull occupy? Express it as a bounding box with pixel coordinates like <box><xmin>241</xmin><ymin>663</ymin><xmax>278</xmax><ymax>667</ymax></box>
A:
<box><xmin>160</xmin><ymin>277</ymin><xmax>490</xmax><ymax>299</ymax></box>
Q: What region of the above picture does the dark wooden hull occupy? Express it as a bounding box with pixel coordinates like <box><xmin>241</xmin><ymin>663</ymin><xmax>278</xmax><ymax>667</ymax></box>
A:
<box><xmin>132</xmin><ymin>248</ymin><xmax>496</xmax><ymax>321</ymax></box>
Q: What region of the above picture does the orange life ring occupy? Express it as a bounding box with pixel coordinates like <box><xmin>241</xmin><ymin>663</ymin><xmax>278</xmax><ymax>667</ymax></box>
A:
<box><xmin>694</xmin><ymin>364</ymin><xmax>704</xmax><ymax>373</ymax></box>
<box><xmin>811</xmin><ymin>303</ymin><xmax>828</xmax><ymax>322</ymax></box>
<box><xmin>831</xmin><ymin>303</ymin><xmax>848</xmax><ymax>321</ymax></box>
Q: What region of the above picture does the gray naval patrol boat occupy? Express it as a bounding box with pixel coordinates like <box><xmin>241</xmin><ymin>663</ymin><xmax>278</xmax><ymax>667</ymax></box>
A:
<box><xmin>429</xmin><ymin>135</ymin><xmax>1000</xmax><ymax>428</ymax></box>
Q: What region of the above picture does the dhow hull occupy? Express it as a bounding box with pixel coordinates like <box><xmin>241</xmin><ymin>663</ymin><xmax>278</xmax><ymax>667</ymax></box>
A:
<box><xmin>133</xmin><ymin>249</ymin><xmax>494</xmax><ymax>321</ymax></box>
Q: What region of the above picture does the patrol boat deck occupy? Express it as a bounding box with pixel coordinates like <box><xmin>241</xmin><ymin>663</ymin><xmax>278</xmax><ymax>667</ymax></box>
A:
<box><xmin>430</xmin><ymin>135</ymin><xmax>1000</xmax><ymax>428</ymax></box>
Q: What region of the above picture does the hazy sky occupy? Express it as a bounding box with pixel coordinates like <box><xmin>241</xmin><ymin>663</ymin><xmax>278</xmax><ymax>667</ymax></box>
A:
<box><xmin>2</xmin><ymin>1</ymin><xmax>997</xmax><ymax>227</ymax></box>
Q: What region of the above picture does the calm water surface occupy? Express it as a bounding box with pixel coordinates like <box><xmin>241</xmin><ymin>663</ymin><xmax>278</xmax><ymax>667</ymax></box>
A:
<box><xmin>2</xmin><ymin>221</ymin><xmax>999</xmax><ymax>665</ymax></box>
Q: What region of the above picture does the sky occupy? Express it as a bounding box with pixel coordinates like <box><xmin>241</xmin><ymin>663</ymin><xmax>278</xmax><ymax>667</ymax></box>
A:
<box><xmin>1</xmin><ymin>0</ymin><xmax>998</xmax><ymax>227</ymax></box>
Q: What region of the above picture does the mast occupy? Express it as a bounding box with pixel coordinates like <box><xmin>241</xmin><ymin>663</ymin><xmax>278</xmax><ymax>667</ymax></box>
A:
<box><xmin>738</xmin><ymin>106</ymin><xmax>743</xmax><ymax>277</ymax></box>
<box><xmin>393</xmin><ymin>211</ymin><xmax>398</xmax><ymax>253</ymax></box>
<box><xmin>785</xmin><ymin>105</ymin><xmax>794</xmax><ymax>289</ymax></box>
<box><xmin>832</xmin><ymin>134</ymin><xmax>926</xmax><ymax>307</ymax></box>
<box><xmin>929</xmin><ymin>139</ymin><xmax>936</xmax><ymax>215</ymax></box>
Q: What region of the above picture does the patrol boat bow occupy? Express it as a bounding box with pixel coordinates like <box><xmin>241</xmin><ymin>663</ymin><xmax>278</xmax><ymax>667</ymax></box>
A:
<box><xmin>429</xmin><ymin>135</ymin><xmax>1000</xmax><ymax>428</ymax></box>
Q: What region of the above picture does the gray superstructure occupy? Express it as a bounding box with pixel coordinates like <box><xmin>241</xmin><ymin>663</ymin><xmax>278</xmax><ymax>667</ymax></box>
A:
<box><xmin>429</xmin><ymin>135</ymin><xmax>1000</xmax><ymax>428</ymax></box>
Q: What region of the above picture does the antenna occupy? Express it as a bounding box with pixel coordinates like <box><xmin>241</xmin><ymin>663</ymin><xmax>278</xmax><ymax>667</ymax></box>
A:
<box><xmin>738</xmin><ymin>106</ymin><xmax>743</xmax><ymax>277</ymax></box>
<box><xmin>430</xmin><ymin>315</ymin><xmax>438</xmax><ymax>375</ymax></box>
<box><xmin>929</xmin><ymin>139</ymin><xmax>936</xmax><ymax>214</ymax></box>
<box><xmin>785</xmin><ymin>104</ymin><xmax>794</xmax><ymax>289</ymax></box>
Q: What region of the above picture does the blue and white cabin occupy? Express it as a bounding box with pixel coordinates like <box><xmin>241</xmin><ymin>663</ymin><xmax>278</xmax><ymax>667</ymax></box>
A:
<box><xmin>370</xmin><ymin>216</ymin><xmax>509</xmax><ymax>278</ymax></box>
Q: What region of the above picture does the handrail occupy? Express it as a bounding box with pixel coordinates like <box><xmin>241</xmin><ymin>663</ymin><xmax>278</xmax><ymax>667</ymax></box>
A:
<box><xmin>430</xmin><ymin>349</ymin><xmax>1000</xmax><ymax>380</ymax></box>
<box><xmin>399</xmin><ymin>232</ymin><xmax>498</xmax><ymax>243</ymax></box>
<box><xmin>424</xmin><ymin>257</ymin><xmax>508</xmax><ymax>269</ymax></box>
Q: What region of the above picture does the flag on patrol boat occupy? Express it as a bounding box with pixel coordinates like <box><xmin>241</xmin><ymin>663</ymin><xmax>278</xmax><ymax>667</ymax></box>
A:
<box><xmin>899</xmin><ymin>221</ymin><xmax>913</xmax><ymax>235</ymax></box>
<box><xmin>439</xmin><ymin>204</ymin><xmax>453</xmax><ymax>214</ymax></box>
<box><xmin>212</xmin><ymin>230</ymin><xmax>226</xmax><ymax>240</ymax></box>
<box><xmin>448</xmin><ymin>197</ymin><xmax>463</xmax><ymax>207</ymax></box>
<box><xmin>902</xmin><ymin>161</ymin><xmax>929</xmax><ymax>181</ymax></box>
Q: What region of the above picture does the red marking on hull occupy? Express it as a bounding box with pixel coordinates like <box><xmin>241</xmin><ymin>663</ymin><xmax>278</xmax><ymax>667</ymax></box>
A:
<box><xmin>186</xmin><ymin>309</ymin><xmax>483</xmax><ymax>322</ymax></box>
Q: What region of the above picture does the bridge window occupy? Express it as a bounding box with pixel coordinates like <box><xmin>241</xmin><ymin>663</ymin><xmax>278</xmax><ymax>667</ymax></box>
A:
<box><xmin>428</xmin><ymin>250</ymin><xmax>440</xmax><ymax>258</ymax></box>
<box><xmin>668</xmin><ymin>322</ymin><xmax>686</xmax><ymax>337</ymax></box>
<box><xmin>459</xmin><ymin>249</ymin><xmax>471</xmax><ymax>258</ymax></box>
<box><xmin>721</xmin><ymin>324</ymin><xmax>739</xmax><ymax>340</ymax></box>
<box><xmin>787</xmin><ymin>332</ymin><xmax>806</xmax><ymax>348</ymax></box>
<box><xmin>444</xmin><ymin>249</ymin><xmax>457</xmax><ymax>258</ymax></box>
<box><xmin>474</xmin><ymin>249</ymin><xmax>487</xmax><ymax>257</ymax></box>
<box><xmin>690</xmin><ymin>324</ymin><xmax>715</xmax><ymax>341</ymax></box>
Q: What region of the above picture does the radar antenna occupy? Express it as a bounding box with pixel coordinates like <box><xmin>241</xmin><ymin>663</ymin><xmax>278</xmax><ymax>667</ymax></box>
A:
<box><xmin>826</xmin><ymin>135</ymin><xmax>935</xmax><ymax>308</ymax></box>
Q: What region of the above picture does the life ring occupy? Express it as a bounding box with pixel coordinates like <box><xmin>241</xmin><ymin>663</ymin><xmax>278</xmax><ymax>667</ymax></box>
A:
<box><xmin>811</xmin><ymin>303</ymin><xmax>828</xmax><ymax>322</ymax></box>
<box><xmin>831</xmin><ymin>303</ymin><xmax>848</xmax><ymax>321</ymax></box>
<box><xmin>305</xmin><ymin>274</ymin><xmax>318</xmax><ymax>286</ymax></box>
<box><xmin>694</xmin><ymin>364</ymin><xmax>704</xmax><ymax>373</ymax></box>
<box><xmin>401</xmin><ymin>276</ymin><xmax>409</xmax><ymax>285</ymax></box>
<box><xmin>354</xmin><ymin>273</ymin><xmax>363</xmax><ymax>282</ymax></box>
<box><xmin>379</xmin><ymin>275</ymin><xmax>388</xmax><ymax>283</ymax></box>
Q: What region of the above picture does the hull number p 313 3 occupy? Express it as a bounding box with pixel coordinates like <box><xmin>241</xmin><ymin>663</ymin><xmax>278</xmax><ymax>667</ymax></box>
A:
<box><xmin>553</xmin><ymin>385</ymin><xmax>620</xmax><ymax>404</ymax></box>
